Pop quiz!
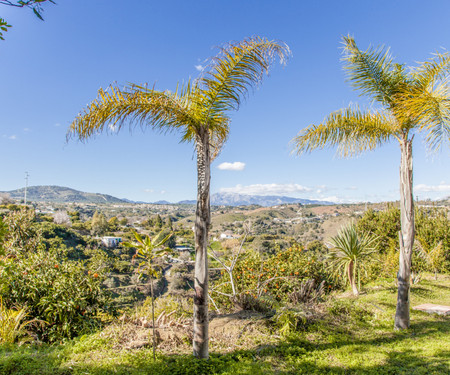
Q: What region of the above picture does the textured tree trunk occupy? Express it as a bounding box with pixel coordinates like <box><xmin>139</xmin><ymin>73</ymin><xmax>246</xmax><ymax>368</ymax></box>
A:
<box><xmin>395</xmin><ymin>136</ymin><xmax>414</xmax><ymax>330</ymax></box>
<box><xmin>348</xmin><ymin>260</ymin><xmax>359</xmax><ymax>296</ymax></box>
<box><xmin>149</xmin><ymin>269</ymin><xmax>156</xmax><ymax>361</ymax></box>
<box><xmin>193</xmin><ymin>128</ymin><xmax>210</xmax><ymax>359</ymax></box>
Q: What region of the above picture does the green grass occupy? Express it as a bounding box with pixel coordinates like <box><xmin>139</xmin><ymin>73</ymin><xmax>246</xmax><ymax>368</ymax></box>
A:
<box><xmin>1</xmin><ymin>275</ymin><xmax>449</xmax><ymax>374</ymax></box>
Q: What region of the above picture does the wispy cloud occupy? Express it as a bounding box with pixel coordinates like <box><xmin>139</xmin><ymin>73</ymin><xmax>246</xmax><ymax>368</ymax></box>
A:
<box><xmin>219</xmin><ymin>183</ymin><xmax>312</xmax><ymax>196</ymax></box>
<box><xmin>8</xmin><ymin>135</ymin><xmax>17</xmax><ymax>140</ymax></box>
<box><xmin>195</xmin><ymin>64</ymin><xmax>205</xmax><ymax>72</ymax></box>
<box><xmin>54</xmin><ymin>123</ymin><xmax>61</xmax><ymax>127</ymax></box>
<box><xmin>144</xmin><ymin>189</ymin><xmax>154</xmax><ymax>193</ymax></box>
<box><xmin>415</xmin><ymin>182</ymin><xmax>450</xmax><ymax>193</ymax></box>
<box><xmin>217</xmin><ymin>162</ymin><xmax>246</xmax><ymax>171</ymax></box>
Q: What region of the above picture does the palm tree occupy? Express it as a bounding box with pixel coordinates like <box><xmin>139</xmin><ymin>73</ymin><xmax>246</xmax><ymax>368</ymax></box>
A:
<box><xmin>68</xmin><ymin>36</ymin><xmax>290</xmax><ymax>358</ymax></box>
<box><xmin>327</xmin><ymin>222</ymin><xmax>378</xmax><ymax>296</ymax></box>
<box><xmin>123</xmin><ymin>231</ymin><xmax>172</xmax><ymax>361</ymax></box>
<box><xmin>292</xmin><ymin>36</ymin><xmax>450</xmax><ymax>329</ymax></box>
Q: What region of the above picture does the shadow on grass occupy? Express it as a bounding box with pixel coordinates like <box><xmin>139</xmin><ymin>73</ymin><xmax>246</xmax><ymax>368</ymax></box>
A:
<box><xmin>1</xmin><ymin>319</ymin><xmax>448</xmax><ymax>375</ymax></box>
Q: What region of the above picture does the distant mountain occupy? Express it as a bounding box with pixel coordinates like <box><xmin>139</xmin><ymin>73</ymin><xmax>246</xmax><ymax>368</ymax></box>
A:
<box><xmin>153</xmin><ymin>200</ymin><xmax>171</xmax><ymax>205</ymax></box>
<box><xmin>2</xmin><ymin>185</ymin><xmax>335</xmax><ymax>206</ymax></box>
<box><xmin>3</xmin><ymin>186</ymin><xmax>126</xmax><ymax>204</ymax></box>
<box><xmin>177</xmin><ymin>199</ymin><xmax>197</xmax><ymax>205</ymax></box>
<box><xmin>179</xmin><ymin>192</ymin><xmax>334</xmax><ymax>207</ymax></box>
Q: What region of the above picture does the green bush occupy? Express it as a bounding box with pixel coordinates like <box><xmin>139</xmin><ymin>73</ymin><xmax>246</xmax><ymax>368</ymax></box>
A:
<box><xmin>212</xmin><ymin>246</ymin><xmax>338</xmax><ymax>311</ymax></box>
<box><xmin>0</xmin><ymin>248</ymin><xmax>111</xmax><ymax>342</ymax></box>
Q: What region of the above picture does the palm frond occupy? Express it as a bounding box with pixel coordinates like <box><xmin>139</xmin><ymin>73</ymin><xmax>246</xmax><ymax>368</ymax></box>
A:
<box><xmin>292</xmin><ymin>105</ymin><xmax>397</xmax><ymax>157</ymax></box>
<box><xmin>67</xmin><ymin>83</ymin><xmax>198</xmax><ymax>141</ymax></box>
<box><xmin>411</xmin><ymin>52</ymin><xmax>450</xmax><ymax>89</ymax></box>
<box><xmin>327</xmin><ymin>222</ymin><xmax>378</xmax><ymax>276</ymax></box>
<box><xmin>342</xmin><ymin>36</ymin><xmax>404</xmax><ymax>106</ymax></box>
<box><xmin>397</xmin><ymin>80</ymin><xmax>450</xmax><ymax>151</ymax></box>
<box><xmin>199</xmin><ymin>36</ymin><xmax>290</xmax><ymax>117</ymax></box>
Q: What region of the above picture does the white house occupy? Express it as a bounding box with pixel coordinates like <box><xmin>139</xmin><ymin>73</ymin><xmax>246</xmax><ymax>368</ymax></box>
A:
<box><xmin>102</xmin><ymin>236</ymin><xmax>122</xmax><ymax>248</ymax></box>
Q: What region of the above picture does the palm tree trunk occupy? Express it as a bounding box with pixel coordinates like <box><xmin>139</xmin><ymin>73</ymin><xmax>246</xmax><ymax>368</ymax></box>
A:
<box><xmin>149</xmin><ymin>271</ymin><xmax>156</xmax><ymax>361</ymax></box>
<box><xmin>395</xmin><ymin>136</ymin><xmax>414</xmax><ymax>330</ymax></box>
<box><xmin>193</xmin><ymin>127</ymin><xmax>210</xmax><ymax>359</ymax></box>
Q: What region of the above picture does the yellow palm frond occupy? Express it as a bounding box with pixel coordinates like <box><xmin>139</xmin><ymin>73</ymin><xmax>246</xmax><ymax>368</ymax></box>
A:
<box><xmin>199</xmin><ymin>36</ymin><xmax>290</xmax><ymax>117</ymax></box>
<box><xmin>395</xmin><ymin>53</ymin><xmax>450</xmax><ymax>151</ymax></box>
<box><xmin>67</xmin><ymin>84</ymin><xmax>200</xmax><ymax>141</ymax></box>
<box><xmin>292</xmin><ymin>106</ymin><xmax>397</xmax><ymax>157</ymax></box>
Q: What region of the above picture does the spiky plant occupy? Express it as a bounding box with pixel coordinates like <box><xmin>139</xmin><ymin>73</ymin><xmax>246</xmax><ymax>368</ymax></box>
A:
<box><xmin>327</xmin><ymin>223</ymin><xmax>378</xmax><ymax>296</ymax></box>
<box><xmin>68</xmin><ymin>36</ymin><xmax>290</xmax><ymax>358</ymax></box>
<box><xmin>293</xmin><ymin>36</ymin><xmax>450</xmax><ymax>329</ymax></box>
<box><xmin>0</xmin><ymin>298</ymin><xmax>36</xmax><ymax>346</ymax></box>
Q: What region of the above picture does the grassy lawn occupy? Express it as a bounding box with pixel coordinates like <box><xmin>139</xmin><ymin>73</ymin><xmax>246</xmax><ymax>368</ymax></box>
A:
<box><xmin>1</xmin><ymin>275</ymin><xmax>449</xmax><ymax>375</ymax></box>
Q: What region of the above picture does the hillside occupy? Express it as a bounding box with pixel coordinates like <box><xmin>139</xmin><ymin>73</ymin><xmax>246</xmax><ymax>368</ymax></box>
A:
<box><xmin>3</xmin><ymin>185</ymin><xmax>126</xmax><ymax>204</ymax></box>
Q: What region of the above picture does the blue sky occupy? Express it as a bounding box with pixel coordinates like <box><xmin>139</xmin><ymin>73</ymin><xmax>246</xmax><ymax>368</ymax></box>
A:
<box><xmin>1</xmin><ymin>0</ymin><xmax>449</xmax><ymax>203</ymax></box>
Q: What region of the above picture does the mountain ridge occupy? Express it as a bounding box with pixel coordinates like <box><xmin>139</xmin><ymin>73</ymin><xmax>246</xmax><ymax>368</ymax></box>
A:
<box><xmin>1</xmin><ymin>185</ymin><xmax>334</xmax><ymax>206</ymax></box>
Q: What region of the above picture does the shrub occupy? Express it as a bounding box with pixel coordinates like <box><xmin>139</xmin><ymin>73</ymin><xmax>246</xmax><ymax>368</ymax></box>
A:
<box><xmin>0</xmin><ymin>248</ymin><xmax>111</xmax><ymax>342</ymax></box>
<box><xmin>212</xmin><ymin>246</ymin><xmax>337</xmax><ymax>311</ymax></box>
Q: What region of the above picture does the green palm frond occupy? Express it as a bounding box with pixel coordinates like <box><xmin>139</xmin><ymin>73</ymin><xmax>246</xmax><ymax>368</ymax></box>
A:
<box><xmin>67</xmin><ymin>84</ymin><xmax>199</xmax><ymax>141</ymax></box>
<box><xmin>342</xmin><ymin>36</ymin><xmax>402</xmax><ymax>105</ymax></box>
<box><xmin>292</xmin><ymin>105</ymin><xmax>397</xmax><ymax>157</ymax></box>
<box><xmin>199</xmin><ymin>36</ymin><xmax>290</xmax><ymax>117</ymax></box>
<box><xmin>327</xmin><ymin>222</ymin><xmax>378</xmax><ymax>274</ymax></box>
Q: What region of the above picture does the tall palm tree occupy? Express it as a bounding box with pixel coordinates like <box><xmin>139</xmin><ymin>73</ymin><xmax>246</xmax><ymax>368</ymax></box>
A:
<box><xmin>68</xmin><ymin>36</ymin><xmax>290</xmax><ymax>358</ymax></box>
<box><xmin>292</xmin><ymin>36</ymin><xmax>450</xmax><ymax>329</ymax></box>
<box><xmin>327</xmin><ymin>222</ymin><xmax>378</xmax><ymax>296</ymax></box>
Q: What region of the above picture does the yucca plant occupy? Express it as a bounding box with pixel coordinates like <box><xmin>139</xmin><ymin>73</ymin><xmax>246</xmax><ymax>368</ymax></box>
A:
<box><xmin>68</xmin><ymin>36</ymin><xmax>290</xmax><ymax>358</ymax></box>
<box><xmin>327</xmin><ymin>223</ymin><xmax>378</xmax><ymax>296</ymax></box>
<box><xmin>0</xmin><ymin>298</ymin><xmax>35</xmax><ymax>346</ymax></box>
<box><xmin>293</xmin><ymin>36</ymin><xmax>450</xmax><ymax>329</ymax></box>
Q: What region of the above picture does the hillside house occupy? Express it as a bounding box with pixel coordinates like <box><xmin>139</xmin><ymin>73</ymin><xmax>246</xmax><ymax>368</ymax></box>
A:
<box><xmin>102</xmin><ymin>236</ymin><xmax>122</xmax><ymax>248</ymax></box>
<box><xmin>220</xmin><ymin>231</ymin><xmax>239</xmax><ymax>240</ymax></box>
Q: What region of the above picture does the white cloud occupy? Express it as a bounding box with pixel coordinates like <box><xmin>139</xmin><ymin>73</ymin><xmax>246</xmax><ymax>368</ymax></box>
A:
<box><xmin>23</xmin><ymin>128</ymin><xmax>31</xmax><ymax>132</ymax></box>
<box><xmin>219</xmin><ymin>183</ymin><xmax>312</xmax><ymax>196</ymax></box>
<box><xmin>160</xmin><ymin>190</ymin><xmax>166</xmax><ymax>194</ymax></box>
<box><xmin>217</xmin><ymin>162</ymin><xmax>246</xmax><ymax>171</ymax></box>
<box><xmin>415</xmin><ymin>183</ymin><xmax>450</xmax><ymax>193</ymax></box>
<box><xmin>8</xmin><ymin>135</ymin><xmax>17</xmax><ymax>140</ymax></box>
<box><xmin>54</xmin><ymin>123</ymin><xmax>61</xmax><ymax>127</ymax></box>
<box><xmin>195</xmin><ymin>64</ymin><xmax>204</xmax><ymax>71</ymax></box>
<box><xmin>144</xmin><ymin>189</ymin><xmax>154</xmax><ymax>193</ymax></box>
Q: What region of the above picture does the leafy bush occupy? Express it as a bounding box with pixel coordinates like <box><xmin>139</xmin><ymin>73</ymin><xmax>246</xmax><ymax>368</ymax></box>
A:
<box><xmin>272</xmin><ymin>306</ymin><xmax>309</xmax><ymax>337</ymax></box>
<box><xmin>0</xmin><ymin>248</ymin><xmax>110</xmax><ymax>342</ymax></box>
<box><xmin>212</xmin><ymin>246</ymin><xmax>337</xmax><ymax>311</ymax></box>
<box><xmin>357</xmin><ymin>205</ymin><xmax>450</xmax><ymax>275</ymax></box>
<box><xmin>0</xmin><ymin>208</ymin><xmax>112</xmax><ymax>342</ymax></box>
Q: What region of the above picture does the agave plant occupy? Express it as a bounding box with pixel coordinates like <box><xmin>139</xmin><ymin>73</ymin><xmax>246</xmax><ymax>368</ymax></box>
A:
<box><xmin>327</xmin><ymin>223</ymin><xmax>378</xmax><ymax>296</ymax></box>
